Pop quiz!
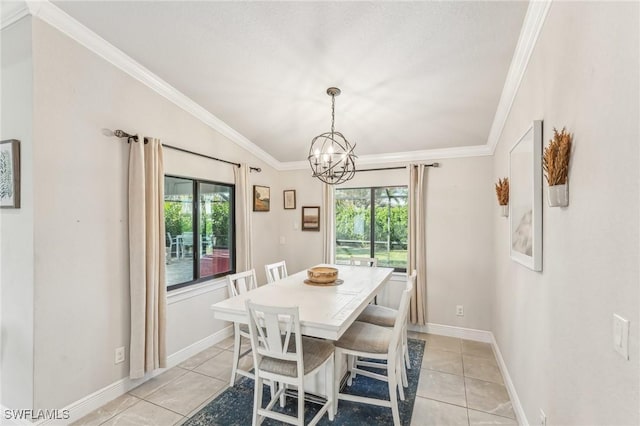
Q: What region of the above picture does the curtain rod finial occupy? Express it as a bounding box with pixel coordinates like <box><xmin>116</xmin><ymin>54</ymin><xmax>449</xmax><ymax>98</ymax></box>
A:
<box><xmin>101</xmin><ymin>128</ymin><xmax>115</xmax><ymax>137</ymax></box>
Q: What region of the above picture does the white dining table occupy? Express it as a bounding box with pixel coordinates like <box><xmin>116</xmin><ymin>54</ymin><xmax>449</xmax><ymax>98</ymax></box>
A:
<box><xmin>210</xmin><ymin>264</ymin><xmax>394</xmax><ymax>341</ymax></box>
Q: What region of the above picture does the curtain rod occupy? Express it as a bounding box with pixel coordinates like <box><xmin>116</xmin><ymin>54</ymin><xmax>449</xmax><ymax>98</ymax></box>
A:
<box><xmin>355</xmin><ymin>163</ymin><xmax>439</xmax><ymax>173</ymax></box>
<box><xmin>111</xmin><ymin>129</ymin><xmax>262</xmax><ymax>172</ymax></box>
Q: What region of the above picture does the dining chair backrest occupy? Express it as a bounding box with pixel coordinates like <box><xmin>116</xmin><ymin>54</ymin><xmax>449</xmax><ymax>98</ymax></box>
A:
<box><xmin>388</xmin><ymin>270</ymin><xmax>416</xmax><ymax>359</ymax></box>
<box><xmin>245</xmin><ymin>300</ymin><xmax>304</xmax><ymax>373</ymax></box>
<box><xmin>264</xmin><ymin>260</ymin><xmax>288</xmax><ymax>283</ymax></box>
<box><xmin>181</xmin><ymin>232</ymin><xmax>193</xmax><ymax>246</ymax></box>
<box><xmin>350</xmin><ymin>256</ymin><xmax>378</xmax><ymax>267</ymax></box>
<box><xmin>226</xmin><ymin>269</ymin><xmax>258</xmax><ymax>297</ymax></box>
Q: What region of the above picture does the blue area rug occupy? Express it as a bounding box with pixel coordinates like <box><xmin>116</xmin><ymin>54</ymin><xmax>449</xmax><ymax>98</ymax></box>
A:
<box><xmin>186</xmin><ymin>339</ymin><xmax>425</xmax><ymax>426</ymax></box>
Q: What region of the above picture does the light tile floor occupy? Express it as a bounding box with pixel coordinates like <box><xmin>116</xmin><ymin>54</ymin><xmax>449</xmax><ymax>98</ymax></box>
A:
<box><xmin>73</xmin><ymin>333</ymin><xmax>518</xmax><ymax>426</ymax></box>
<box><xmin>409</xmin><ymin>331</ymin><xmax>518</xmax><ymax>426</ymax></box>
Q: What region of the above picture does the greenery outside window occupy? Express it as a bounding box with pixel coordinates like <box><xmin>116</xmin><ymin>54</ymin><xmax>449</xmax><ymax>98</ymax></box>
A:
<box><xmin>335</xmin><ymin>186</ymin><xmax>408</xmax><ymax>272</ymax></box>
<box><xmin>164</xmin><ymin>175</ymin><xmax>235</xmax><ymax>290</ymax></box>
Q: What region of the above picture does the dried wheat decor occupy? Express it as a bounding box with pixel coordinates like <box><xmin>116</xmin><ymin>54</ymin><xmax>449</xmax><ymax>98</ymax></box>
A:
<box><xmin>494</xmin><ymin>177</ymin><xmax>509</xmax><ymax>206</ymax></box>
<box><xmin>543</xmin><ymin>128</ymin><xmax>572</xmax><ymax>186</ymax></box>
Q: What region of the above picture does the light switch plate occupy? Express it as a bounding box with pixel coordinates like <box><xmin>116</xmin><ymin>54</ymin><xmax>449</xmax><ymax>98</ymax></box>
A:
<box><xmin>613</xmin><ymin>314</ymin><xmax>629</xmax><ymax>360</ymax></box>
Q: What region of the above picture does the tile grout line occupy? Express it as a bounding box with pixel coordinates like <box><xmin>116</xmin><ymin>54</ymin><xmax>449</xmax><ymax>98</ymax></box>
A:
<box><xmin>130</xmin><ymin>366</ymin><xmax>189</xmax><ymax>401</ymax></box>
<box><xmin>94</xmin><ymin>398</ymin><xmax>144</xmax><ymax>426</ymax></box>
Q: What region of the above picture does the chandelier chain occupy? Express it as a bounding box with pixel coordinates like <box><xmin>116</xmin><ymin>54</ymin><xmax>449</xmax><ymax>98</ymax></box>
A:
<box><xmin>331</xmin><ymin>94</ymin><xmax>335</xmax><ymax>136</ymax></box>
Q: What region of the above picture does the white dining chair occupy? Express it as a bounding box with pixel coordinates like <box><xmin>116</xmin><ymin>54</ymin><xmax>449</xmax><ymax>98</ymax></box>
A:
<box><xmin>350</xmin><ymin>257</ymin><xmax>378</xmax><ymax>305</ymax></box>
<box><xmin>333</xmin><ymin>274</ymin><xmax>414</xmax><ymax>426</ymax></box>
<box><xmin>349</xmin><ymin>256</ymin><xmax>378</xmax><ymax>267</ymax></box>
<box><xmin>265</xmin><ymin>260</ymin><xmax>288</xmax><ymax>283</ymax></box>
<box><xmin>357</xmin><ymin>270</ymin><xmax>416</xmax><ymax>379</ymax></box>
<box><xmin>245</xmin><ymin>300</ymin><xmax>334</xmax><ymax>426</ymax></box>
<box><xmin>226</xmin><ymin>269</ymin><xmax>259</xmax><ymax>386</ymax></box>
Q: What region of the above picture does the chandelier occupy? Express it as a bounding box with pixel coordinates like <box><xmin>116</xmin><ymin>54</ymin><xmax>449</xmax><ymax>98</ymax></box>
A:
<box><xmin>308</xmin><ymin>87</ymin><xmax>356</xmax><ymax>185</ymax></box>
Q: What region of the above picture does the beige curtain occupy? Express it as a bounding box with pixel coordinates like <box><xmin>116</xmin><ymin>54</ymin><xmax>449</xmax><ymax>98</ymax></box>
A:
<box><xmin>321</xmin><ymin>183</ymin><xmax>335</xmax><ymax>264</ymax></box>
<box><xmin>234</xmin><ymin>164</ymin><xmax>253</xmax><ymax>271</ymax></box>
<box><xmin>129</xmin><ymin>137</ymin><xmax>166</xmax><ymax>379</ymax></box>
<box><xmin>408</xmin><ymin>164</ymin><xmax>427</xmax><ymax>325</ymax></box>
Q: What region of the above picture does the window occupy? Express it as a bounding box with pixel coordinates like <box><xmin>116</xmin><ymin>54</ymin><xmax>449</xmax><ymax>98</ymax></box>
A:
<box><xmin>335</xmin><ymin>186</ymin><xmax>408</xmax><ymax>272</ymax></box>
<box><xmin>164</xmin><ymin>175</ymin><xmax>235</xmax><ymax>290</ymax></box>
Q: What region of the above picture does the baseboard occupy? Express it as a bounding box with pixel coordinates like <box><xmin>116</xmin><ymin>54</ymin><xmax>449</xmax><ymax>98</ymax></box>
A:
<box><xmin>491</xmin><ymin>334</ymin><xmax>528</xmax><ymax>426</ymax></box>
<box><xmin>40</xmin><ymin>325</ymin><xmax>233</xmax><ymax>425</ymax></box>
<box><xmin>408</xmin><ymin>322</ymin><xmax>493</xmax><ymax>343</ymax></box>
<box><xmin>409</xmin><ymin>322</ymin><xmax>527</xmax><ymax>425</ymax></box>
<box><xmin>166</xmin><ymin>325</ymin><xmax>233</xmax><ymax>367</ymax></box>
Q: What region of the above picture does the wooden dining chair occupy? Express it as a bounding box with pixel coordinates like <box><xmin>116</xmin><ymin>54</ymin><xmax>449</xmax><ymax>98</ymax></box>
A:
<box><xmin>226</xmin><ymin>269</ymin><xmax>259</xmax><ymax>386</ymax></box>
<box><xmin>350</xmin><ymin>257</ymin><xmax>378</xmax><ymax>304</ymax></box>
<box><xmin>245</xmin><ymin>300</ymin><xmax>334</xmax><ymax>426</ymax></box>
<box><xmin>349</xmin><ymin>256</ymin><xmax>378</xmax><ymax>267</ymax></box>
<box><xmin>355</xmin><ymin>270</ymin><xmax>416</xmax><ymax>389</ymax></box>
<box><xmin>265</xmin><ymin>260</ymin><xmax>288</xmax><ymax>283</ymax></box>
<box><xmin>333</xmin><ymin>274</ymin><xmax>414</xmax><ymax>426</ymax></box>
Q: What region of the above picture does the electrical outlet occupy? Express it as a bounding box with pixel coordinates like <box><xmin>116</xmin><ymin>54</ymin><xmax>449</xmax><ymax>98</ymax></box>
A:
<box><xmin>539</xmin><ymin>409</ymin><xmax>547</xmax><ymax>426</ymax></box>
<box><xmin>115</xmin><ymin>346</ymin><xmax>125</xmax><ymax>364</ymax></box>
<box><xmin>456</xmin><ymin>305</ymin><xmax>464</xmax><ymax>316</ymax></box>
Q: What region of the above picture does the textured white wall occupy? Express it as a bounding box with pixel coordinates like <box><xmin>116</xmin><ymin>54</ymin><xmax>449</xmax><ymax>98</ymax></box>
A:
<box><xmin>0</xmin><ymin>16</ymin><xmax>35</xmax><ymax>411</ymax></box>
<box><xmin>29</xmin><ymin>18</ymin><xmax>280</xmax><ymax>410</ymax></box>
<box><xmin>424</xmin><ymin>157</ymin><xmax>494</xmax><ymax>330</ymax></box>
<box><xmin>492</xmin><ymin>2</ymin><xmax>639</xmax><ymax>424</ymax></box>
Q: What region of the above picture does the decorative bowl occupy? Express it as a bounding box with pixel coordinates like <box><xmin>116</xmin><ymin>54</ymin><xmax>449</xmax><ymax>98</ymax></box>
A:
<box><xmin>306</xmin><ymin>266</ymin><xmax>339</xmax><ymax>284</ymax></box>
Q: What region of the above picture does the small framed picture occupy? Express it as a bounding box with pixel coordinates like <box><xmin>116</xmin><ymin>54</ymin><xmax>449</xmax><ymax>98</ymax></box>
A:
<box><xmin>283</xmin><ymin>190</ymin><xmax>296</xmax><ymax>209</ymax></box>
<box><xmin>301</xmin><ymin>206</ymin><xmax>320</xmax><ymax>231</ymax></box>
<box><xmin>253</xmin><ymin>185</ymin><xmax>270</xmax><ymax>212</ymax></box>
<box><xmin>0</xmin><ymin>139</ymin><xmax>20</xmax><ymax>208</ymax></box>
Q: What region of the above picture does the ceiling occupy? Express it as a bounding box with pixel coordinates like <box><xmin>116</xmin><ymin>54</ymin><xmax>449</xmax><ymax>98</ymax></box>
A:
<box><xmin>48</xmin><ymin>1</ymin><xmax>528</xmax><ymax>164</ymax></box>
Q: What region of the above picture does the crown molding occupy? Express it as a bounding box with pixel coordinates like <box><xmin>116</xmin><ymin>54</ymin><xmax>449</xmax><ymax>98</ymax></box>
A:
<box><xmin>485</xmin><ymin>0</ymin><xmax>552</xmax><ymax>154</ymax></box>
<box><xmin>24</xmin><ymin>0</ymin><xmax>282</xmax><ymax>171</ymax></box>
<box><xmin>1</xmin><ymin>1</ymin><xmax>29</xmax><ymax>30</ymax></box>
<box><xmin>278</xmin><ymin>144</ymin><xmax>493</xmax><ymax>171</ymax></box>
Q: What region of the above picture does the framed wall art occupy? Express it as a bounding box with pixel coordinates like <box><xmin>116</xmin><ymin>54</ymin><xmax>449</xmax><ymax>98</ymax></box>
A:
<box><xmin>0</xmin><ymin>139</ymin><xmax>20</xmax><ymax>208</ymax></box>
<box><xmin>253</xmin><ymin>185</ymin><xmax>270</xmax><ymax>212</ymax></box>
<box><xmin>283</xmin><ymin>189</ymin><xmax>296</xmax><ymax>209</ymax></box>
<box><xmin>301</xmin><ymin>206</ymin><xmax>320</xmax><ymax>231</ymax></box>
<box><xmin>509</xmin><ymin>120</ymin><xmax>543</xmax><ymax>271</ymax></box>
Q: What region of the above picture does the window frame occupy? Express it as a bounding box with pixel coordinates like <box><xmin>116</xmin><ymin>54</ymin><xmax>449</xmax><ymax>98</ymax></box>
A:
<box><xmin>334</xmin><ymin>185</ymin><xmax>408</xmax><ymax>273</ymax></box>
<box><xmin>165</xmin><ymin>174</ymin><xmax>236</xmax><ymax>292</ymax></box>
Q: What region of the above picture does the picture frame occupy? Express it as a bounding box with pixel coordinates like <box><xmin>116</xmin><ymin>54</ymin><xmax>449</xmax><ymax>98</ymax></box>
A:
<box><xmin>509</xmin><ymin>120</ymin><xmax>543</xmax><ymax>271</ymax></box>
<box><xmin>283</xmin><ymin>189</ymin><xmax>296</xmax><ymax>209</ymax></box>
<box><xmin>301</xmin><ymin>206</ymin><xmax>320</xmax><ymax>231</ymax></box>
<box><xmin>0</xmin><ymin>139</ymin><xmax>20</xmax><ymax>209</ymax></box>
<box><xmin>253</xmin><ymin>185</ymin><xmax>270</xmax><ymax>212</ymax></box>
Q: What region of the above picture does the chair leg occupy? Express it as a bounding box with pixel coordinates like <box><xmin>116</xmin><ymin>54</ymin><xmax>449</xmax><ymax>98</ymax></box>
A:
<box><xmin>401</xmin><ymin>357</ymin><xmax>408</xmax><ymax>388</ymax></box>
<box><xmin>230</xmin><ymin>324</ymin><xmax>241</xmax><ymax>386</ymax></box>
<box><xmin>403</xmin><ymin>326</ymin><xmax>411</xmax><ymax>369</ymax></box>
<box><xmin>387</xmin><ymin>364</ymin><xmax>401</xmax><ymax>426</ymax></box>
<box><xmin>347</xmin><ymin>355</ymin><xmax>355</xmax><ymax>386</ymax></box>
<box><xmin>397</xmin><ymin>357</ymin><xmax>406</xmax><ymax>401</ymax></box>
<box><xmin>279</xmin><ymin>382</ymin><xmax>286</xmax><ymax>408</ymax></box>
<box><xmin>253</xmin><ymin>376</ymin><xmax>264</xmax><ymax>426</ymax></box>
<box><xmin>334</xmin><ymin>350</ymin><xmax>342</xmax><ymax>416</ymax></box>
<box><xmin>297</xmin><ymin>384</ymin><xmax>305</xmax><ymax>426</ymax></box>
